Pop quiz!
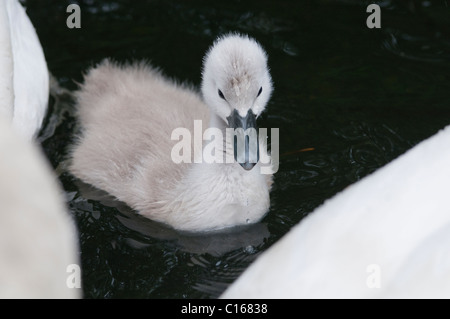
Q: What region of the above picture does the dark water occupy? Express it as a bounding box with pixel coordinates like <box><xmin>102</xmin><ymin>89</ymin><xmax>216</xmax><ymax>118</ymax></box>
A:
<box><xmin>24</xmin><ymin>0</ymin><xmax>450</xmax><ymax>298</ymax></box>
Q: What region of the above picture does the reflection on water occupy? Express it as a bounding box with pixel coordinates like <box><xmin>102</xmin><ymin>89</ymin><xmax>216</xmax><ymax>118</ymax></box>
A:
<box><xmin>29</xmin><ymin>0</ymin><xmax>450</xmax><ymax>298</ymax></box>
<box><xmin>75</xmin><ymin>180</ymin><xmax>270</xmax><ymax>257</ymax></box>
<box><xmin>70</xmin><ymin>180</ymin><xmax>267</xmax><ymax>298</ymax></box>
<box><xmin>382</xmin><ymin>30</ymin><xmax>450</xmax><ymax>63</ymax></box>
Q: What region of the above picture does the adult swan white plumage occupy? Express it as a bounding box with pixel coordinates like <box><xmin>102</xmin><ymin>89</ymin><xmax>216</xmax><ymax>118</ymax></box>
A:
<box><xmin>0</xmin><ymin>1</ymin><xmax>79</xmax><ymax>298</ymax></box>
<box><xmin>0</xmin><ymin>0</ymin><xmax>49</xmax><ymax>139</ymax></box>
<box><xmin>70</xmin><ymin>34</ymin><xmax>276</xmax><ymax>232</ymax></box>
<box><xmin>0</xmin><ymin>115</ymin><xmax>80</xmax><ymax>298</ymax></box>
<box><xmin>222</xmin><ymin>126</ymin><xmax>450</xmax><ymax>298</ymax></box>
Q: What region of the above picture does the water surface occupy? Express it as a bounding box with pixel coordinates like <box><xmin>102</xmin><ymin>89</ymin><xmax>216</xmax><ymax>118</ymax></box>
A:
<box><xmin>23</xmin><ymin>0</ymin><xmax>450</xmax><ymax>298</ymax></box>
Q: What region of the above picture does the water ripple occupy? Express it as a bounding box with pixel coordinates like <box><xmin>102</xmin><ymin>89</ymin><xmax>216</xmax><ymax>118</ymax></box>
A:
<box><xmin>382</xmin><ymin>29</ymin><xmax>450</xmax><ymax>63</ymax></box>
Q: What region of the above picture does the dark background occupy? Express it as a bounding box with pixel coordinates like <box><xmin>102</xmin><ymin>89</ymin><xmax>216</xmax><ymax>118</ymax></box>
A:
<box><xmin>21</xmin><ymin>0</ymin><xmax>450</xmax><ymax>298</ymax></box>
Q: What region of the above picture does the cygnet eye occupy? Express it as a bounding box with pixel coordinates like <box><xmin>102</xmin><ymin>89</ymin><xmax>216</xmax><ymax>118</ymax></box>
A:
<box><xmin>218</xmin><ymin>89</ymin><xmax>226</xmax><ymax>100</ymax></box>
<box><xmin>257</xmin><ymin>87</ymin><xmax>262</xmax><ymax>97</ymax></box>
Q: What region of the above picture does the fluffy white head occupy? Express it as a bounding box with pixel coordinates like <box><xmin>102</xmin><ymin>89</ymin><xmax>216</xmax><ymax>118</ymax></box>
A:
<box><xmin>201</xmin><ymin>34</ymin><xmax>273</xmax><ymax>122</ymax></box>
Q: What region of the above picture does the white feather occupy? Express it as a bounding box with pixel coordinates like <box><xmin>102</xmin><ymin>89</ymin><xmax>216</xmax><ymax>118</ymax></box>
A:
<box><xmin>0</xmin><ymin>0</ymin><xmax>49</xmax><ymax>139</ymax></box>
<box><xmin>0</xmin><ymin>113</ymin><xmax>80</xmax><ymax>298</ymax></box>
<box><xmin>222</xmin><ymin>126</ymin><xmax>450</xmax><ymax>298</ymax></box>
<box><xmin>0</xmin><ymin>0</ymin><xmax>78</xmax><ymax>298</ymax></box>
<box><xmin>70</xmin><ymin>34</ymin><xmax>275</xmax><ymax>232</ymax></box>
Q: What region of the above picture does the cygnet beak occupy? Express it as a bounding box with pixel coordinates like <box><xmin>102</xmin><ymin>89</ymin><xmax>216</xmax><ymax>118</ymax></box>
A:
<box><xmin>227</xmin><ymin>109</ymin><xmax>259</xmax><ymax>171</ymax></box>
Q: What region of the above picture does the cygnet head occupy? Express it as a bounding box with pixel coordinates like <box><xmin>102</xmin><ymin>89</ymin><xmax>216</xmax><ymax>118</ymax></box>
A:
<box><xmin>201</xmin><ymin>34</ymin><xmax>273</xmax><ymax>170</ymax></box>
